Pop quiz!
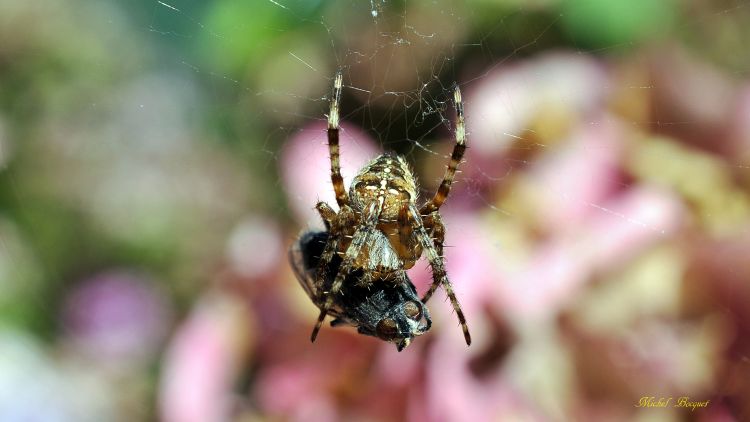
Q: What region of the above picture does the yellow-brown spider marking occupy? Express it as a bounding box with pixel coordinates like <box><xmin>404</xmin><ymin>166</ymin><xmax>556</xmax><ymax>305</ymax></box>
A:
<box><xmin>310</xmin><ymin>71</ymin><xmax>471</xmax><ymax>346</ymax></box>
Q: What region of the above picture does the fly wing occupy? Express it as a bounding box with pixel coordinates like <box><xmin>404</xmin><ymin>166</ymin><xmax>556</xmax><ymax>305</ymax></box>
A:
<box><xmin>288</xmin><ymin>239</ymin><xmax>318</xmax><ymax>301</ymax></box>
<box><xmin>289</xmin><ymin>230</ymin><xmax>349</xmax><ymax>321</ymax></box>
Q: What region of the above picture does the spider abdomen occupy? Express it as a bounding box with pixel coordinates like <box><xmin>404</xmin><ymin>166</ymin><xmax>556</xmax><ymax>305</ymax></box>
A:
<box><xmin>349</xmin><ymin>153</ymin><xmax>418</xmax><ymax>221</ymax></box>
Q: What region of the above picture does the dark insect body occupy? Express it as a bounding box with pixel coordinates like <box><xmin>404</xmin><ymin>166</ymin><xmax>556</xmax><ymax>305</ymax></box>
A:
<box><xmin>290</xmin><ymin>230</ymin><xmax>431</xmax><ymax>351</ymax></box>
<box><xmin>295</xmin><ymin>70</ymin><xmax>471</xmax><ymax>347</ymax></box>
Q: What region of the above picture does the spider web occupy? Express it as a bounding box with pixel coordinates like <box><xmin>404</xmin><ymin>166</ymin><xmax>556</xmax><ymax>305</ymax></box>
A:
<box><xmin>2</xmin><ymin>0</ymin><xmax>750</xmax><ymax>419</ymax></box>
<box><xmin>137</xmin><ymin>0</ymin><xmax>750</xmax><ymax>415</ymax></box>
<box><xmin>137</xmin><ymin>0</ymin><xmax>750</xmax><ymax>218</ymax></box>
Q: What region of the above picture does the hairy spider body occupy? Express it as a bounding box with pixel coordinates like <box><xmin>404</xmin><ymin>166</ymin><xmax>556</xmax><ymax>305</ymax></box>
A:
<box><xmin>344</xmin><ymin>153</ymin><xmax>422</xmax><ymax>275</ymax></box>
<box><xmin>307</xmin><ymin>71</ymin><xmax>471</xmax><ymax>346</ymax></box>
<box><xmin>290</xmin><ymin>230</ymin><xmax>431</xmax><ymax>351</ymax></box>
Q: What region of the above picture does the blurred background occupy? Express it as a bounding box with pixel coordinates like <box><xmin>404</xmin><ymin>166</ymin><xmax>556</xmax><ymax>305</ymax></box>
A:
<box><xmin>1</xmin><ymin>0</ymin><xmax>749</xmax><ymax>420</ymax></box>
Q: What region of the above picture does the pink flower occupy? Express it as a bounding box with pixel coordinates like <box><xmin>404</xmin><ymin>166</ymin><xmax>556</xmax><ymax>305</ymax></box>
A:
<box><xmin>464</xmin><ymin>52</ymin><xmax>609</xmax><ymax>180</ymax></box>
<box><xmin>159</xmin><ymin>295</ymin><xmax>252</xmax><ymax>422</ymax></box>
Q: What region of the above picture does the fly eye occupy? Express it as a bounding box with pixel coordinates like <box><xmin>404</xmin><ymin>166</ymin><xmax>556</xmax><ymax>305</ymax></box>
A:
<box><xmin>403</xmin><ymin>301</ymin><xmax>421</xmax><ymax>320</ymax></box>
<box><xmin>376</xmin><ymin>318</ymin><xmax>398</xmax><ymax>340</ymax></box>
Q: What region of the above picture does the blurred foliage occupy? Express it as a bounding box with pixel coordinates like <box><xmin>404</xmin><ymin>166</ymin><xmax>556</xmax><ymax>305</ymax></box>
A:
<box><xmin>560</xmin><ymin>0</ymin><xmax>678</xmax><ymax>47</ymax></box>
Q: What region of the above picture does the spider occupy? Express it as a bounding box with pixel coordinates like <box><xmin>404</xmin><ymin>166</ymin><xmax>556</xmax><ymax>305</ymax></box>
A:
<box><xmin>290</xmin><ymin>229</ymin><xmax>431</xmax><ymax>351</ymax></box>
<box><xmin>310</xmin><ymin>70</ymin><xmax>471</xmax><ymax>346</ymax></box>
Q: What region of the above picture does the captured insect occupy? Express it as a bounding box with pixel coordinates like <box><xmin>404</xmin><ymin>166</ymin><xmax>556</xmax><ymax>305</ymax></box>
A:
<box><xmin>290</xmin><ymin>230</ymin><xmax>431</xmax><ymax>351</ymax></box>
<box><xmin>296</xmin><ymin>70</ymin><xmax>471</xmax><ymax>347</ymax></box>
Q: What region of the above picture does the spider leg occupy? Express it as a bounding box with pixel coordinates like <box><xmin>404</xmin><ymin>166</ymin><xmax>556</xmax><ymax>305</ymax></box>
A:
<box><xmin>313</xmin><ymin>204</ymin><xmax>355</xmax><ymax>296</ymax></box>
<box><xmin>407</xmin><ymin>204</ymin><xmax>471</xmax><ymax>346</ymax></box>
<box><xmin>311</xmin><ymin>200</ymin><xmax>383</xmax><ymax>342</ymax></box>
<box><xmin>327</xmin><ymin>70</ymin><xmax>348</xmax><ymax>208</ymax></box>
<box><xmin>316</xmin><ymin>201</ymin><xmax>337</xmax><ymax>231</ymax></box>
<box><xmin>421</xmin><ymin>85</ymin><xmax>466</xmax><ymax>215</ymax></box>
<box><xmin>419</xmin><ymin>212</ymin><xmax>445</xmax><ymax>303</ymax></box>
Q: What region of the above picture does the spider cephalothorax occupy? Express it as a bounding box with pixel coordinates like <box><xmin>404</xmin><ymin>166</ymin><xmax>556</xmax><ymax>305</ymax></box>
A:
<box><xmin>290</xmin><ymin>230</ymin><xmax>431</xmax><ymax>351</ymax></box>
<box><xmin>306</xmin><ymin>71</ymin><xmax>471</xmax><ymax>346</ymax></box>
